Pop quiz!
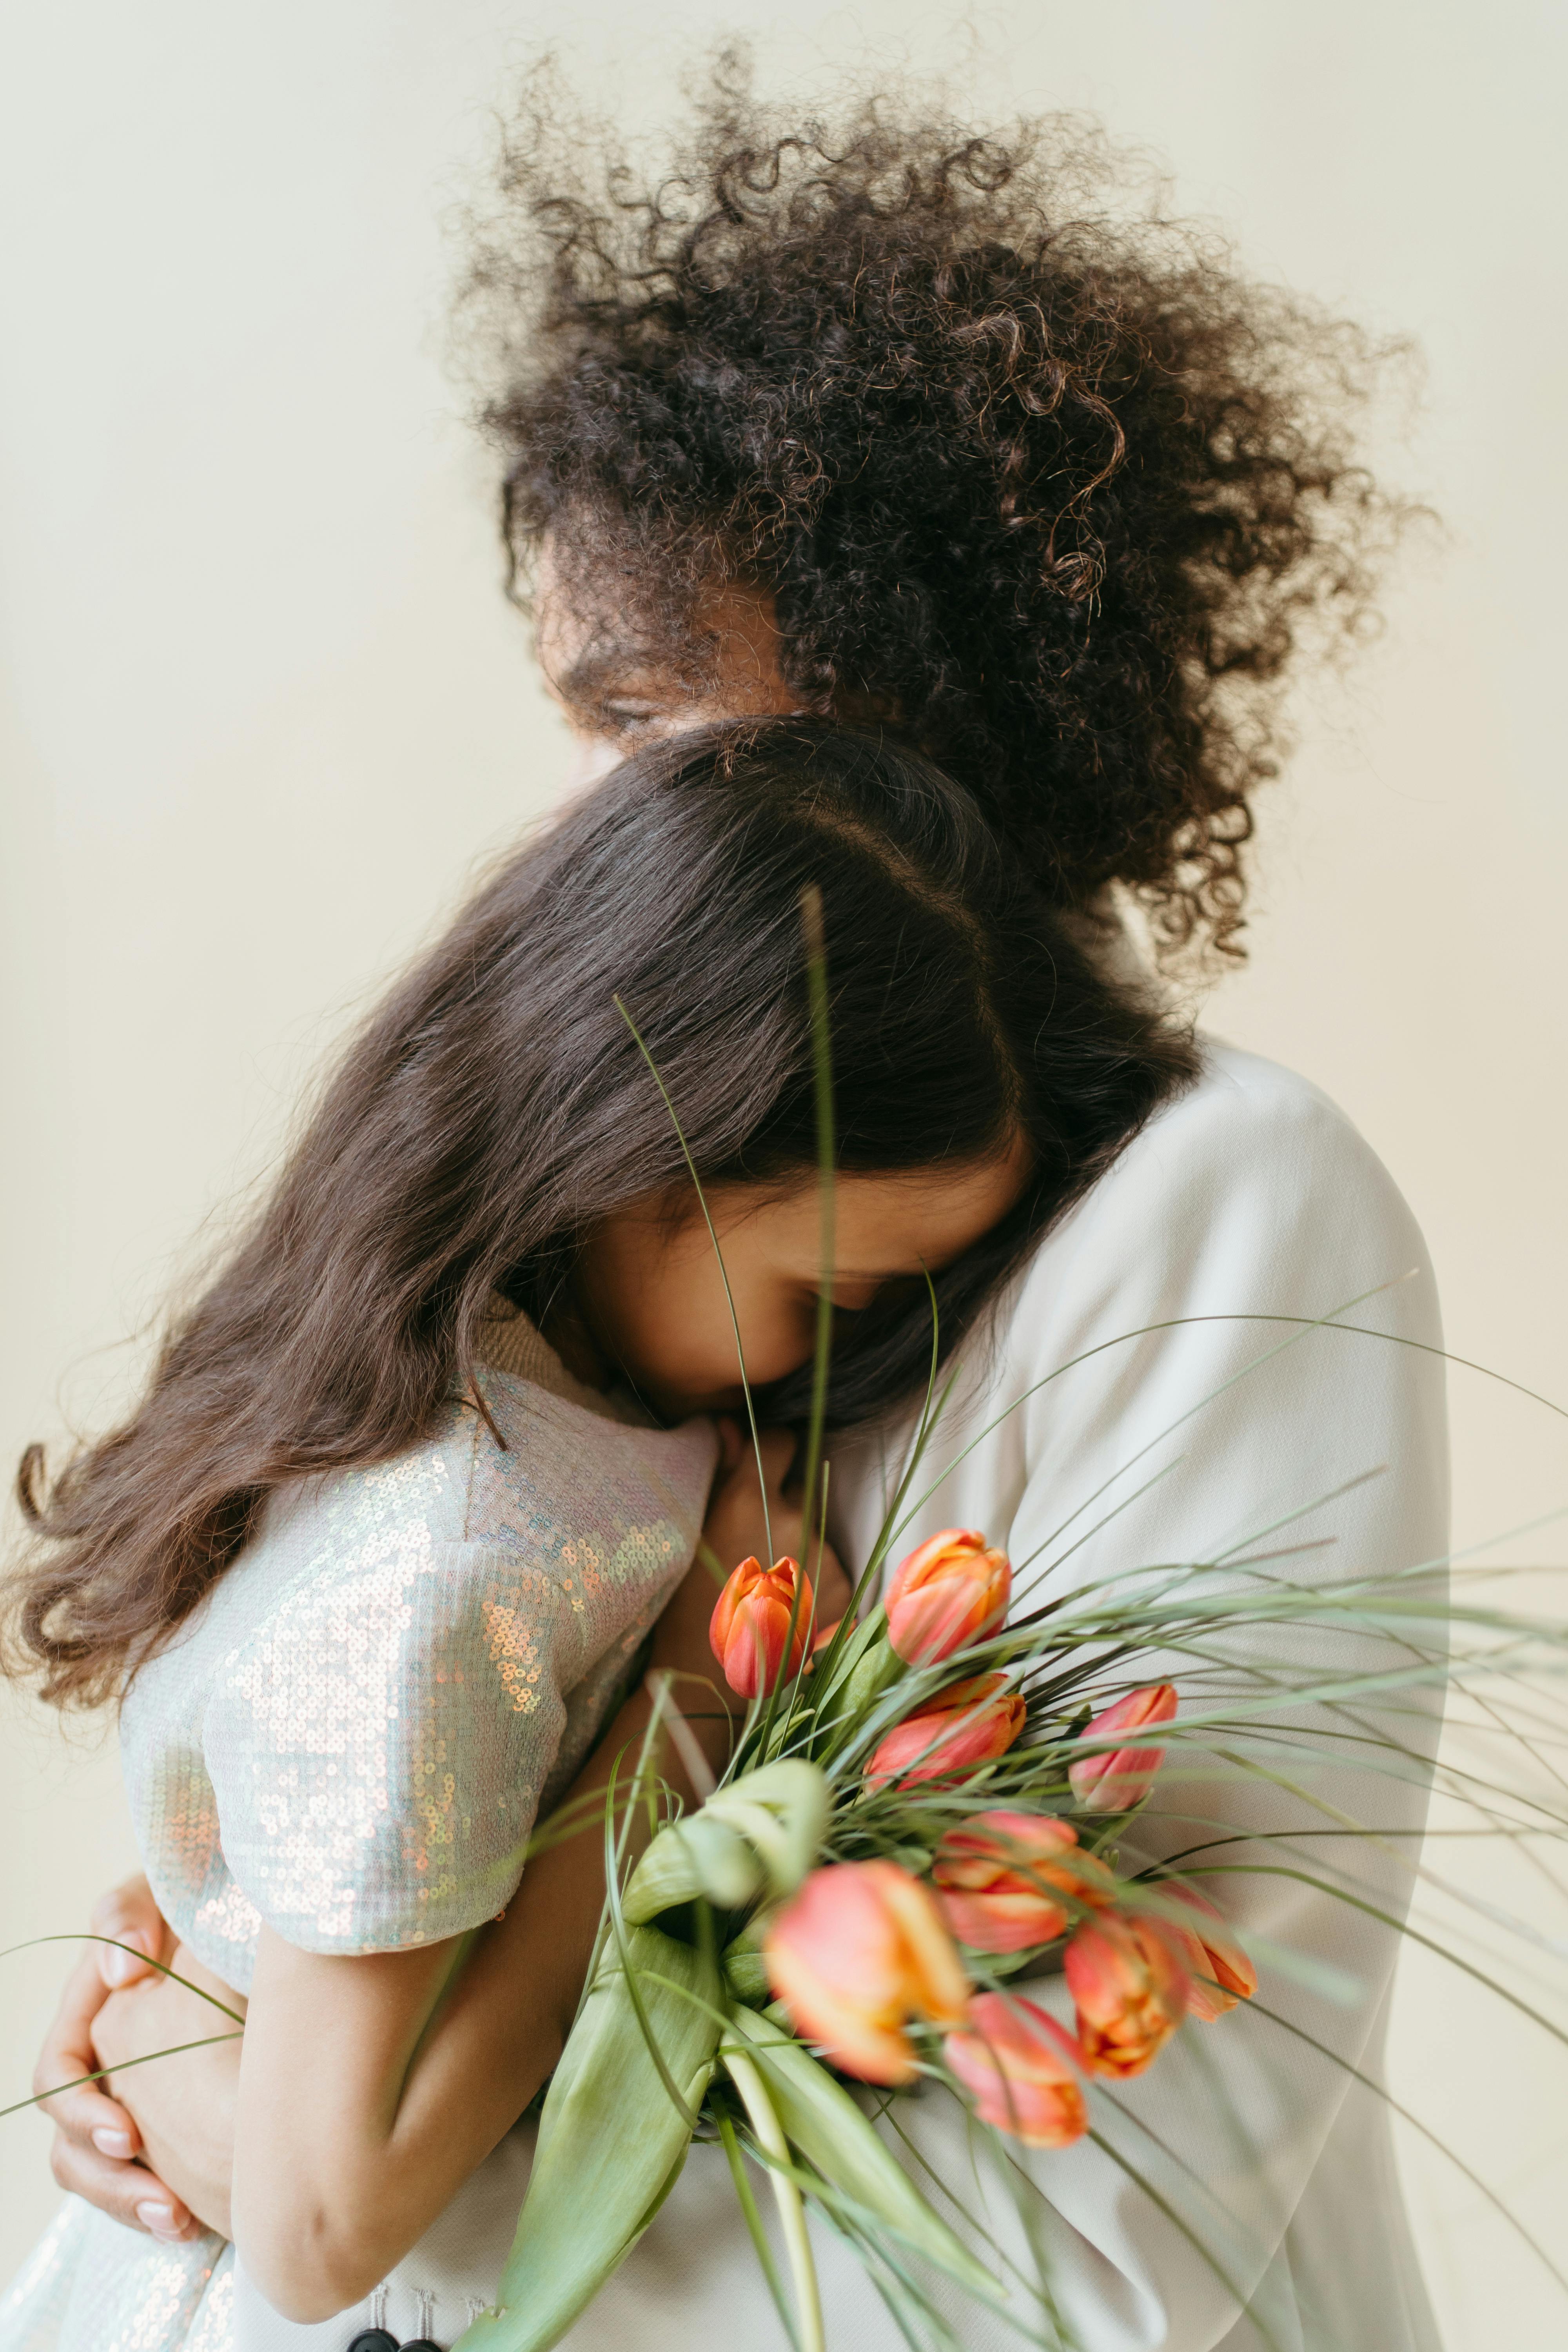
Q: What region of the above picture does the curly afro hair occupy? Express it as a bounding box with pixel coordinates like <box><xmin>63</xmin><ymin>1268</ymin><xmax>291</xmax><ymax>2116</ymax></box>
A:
<box><xmin>464</xmin><ymin>62</ymin><xmax>1407</xmax><ymax>961</ymax></box>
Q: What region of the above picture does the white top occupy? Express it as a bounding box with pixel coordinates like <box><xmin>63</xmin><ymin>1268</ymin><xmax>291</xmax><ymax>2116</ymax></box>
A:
<box><xmin>1</xmin><ymin>1323</ymin><xmax>718</xmax><ymax>2352</ymax></box>
<box><xmin>116</xmin><ymin>1320</ymin><xmax>716</xmax><ymax>1994</ymax></box>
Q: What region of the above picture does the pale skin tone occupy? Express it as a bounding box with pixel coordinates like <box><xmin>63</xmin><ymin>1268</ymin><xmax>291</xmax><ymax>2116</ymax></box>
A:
<box><xmin>36</xmin><ymin>1148</ymin><xmax>1028</xmax><ymax>2318</ymax></box>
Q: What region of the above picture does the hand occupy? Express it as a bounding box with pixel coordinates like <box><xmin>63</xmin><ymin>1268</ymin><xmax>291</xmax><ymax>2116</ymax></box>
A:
<box><xmin>32</xmin><ymin>1876</ymin><xmax>200</xmax><ymax>2244</ymax></box>
<box><xmin>701</xmin><ymin>1423</ymin><xmax>853</xmax><ymax>1627</ymax></box>
<box><xmin>93</xmin><ymin>1942</ymin><xmax>245</xmax><ymax>2238</ymax></box>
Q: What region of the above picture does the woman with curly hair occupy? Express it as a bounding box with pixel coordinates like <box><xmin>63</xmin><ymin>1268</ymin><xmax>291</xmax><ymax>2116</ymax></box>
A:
<box><xmin>28</xmin><ymin>78</ymin><xmax>1444</xmax><ymax>2352</ymax></box>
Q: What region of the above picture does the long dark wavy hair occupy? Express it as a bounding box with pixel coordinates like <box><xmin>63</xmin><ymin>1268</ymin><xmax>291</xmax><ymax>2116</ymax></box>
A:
<box><xmin>9</xmin><ymin>722</ymin><xmax>1194</xmax><ymax>1709</ymax></box>
<box><xmin>463</xmin><ymin>60</ymin><xmax>1408</xmax><ymax>962</ymax></box>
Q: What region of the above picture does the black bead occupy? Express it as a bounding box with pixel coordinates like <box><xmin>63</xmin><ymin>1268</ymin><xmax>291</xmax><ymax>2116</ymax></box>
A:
<box><xmin>345</xmin><ymin>2334</ymin><xmax>398</xmax><ymax>2352</ymax></box>
<box><xmin>401</xmin><ymin>2341</ymin><xmax>444</xmax><ymax>2351</ymax></box>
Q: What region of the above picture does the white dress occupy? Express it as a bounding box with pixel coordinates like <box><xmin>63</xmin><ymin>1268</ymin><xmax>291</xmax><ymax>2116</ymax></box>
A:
<box><xmin>4</xmin><ymin>1039</ymin><xmax>1448</xmax><ymax>2352</ymax></box>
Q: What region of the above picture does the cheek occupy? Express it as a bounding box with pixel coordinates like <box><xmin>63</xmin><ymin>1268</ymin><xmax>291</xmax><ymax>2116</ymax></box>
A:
<box><xmin>626</xmin><ymin>1250</ymin><xmax>812</xmax><ymax>1395</ymax></box>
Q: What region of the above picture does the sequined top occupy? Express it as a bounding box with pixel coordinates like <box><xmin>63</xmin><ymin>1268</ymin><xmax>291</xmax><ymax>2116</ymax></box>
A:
<box><xmin>119</xmin><ymin>1314</ymin><xmax>717</xmax><ymax>1994</ymax></box>
<box><xmin>1</xmin><ymin>1316</ymin><xmax>718</xmax><ymax>2352</ymax></box>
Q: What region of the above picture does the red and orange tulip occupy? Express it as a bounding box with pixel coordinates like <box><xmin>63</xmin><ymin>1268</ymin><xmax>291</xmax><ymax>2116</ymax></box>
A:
<box><xmin>884</xmin><ymin>1528</ymin><xmax>1012</xmax><ymax>1665</ymax></box>
<box><xmin>710</xmin><ymin>1555</ymin><xmax>814</xmax><ymax>1699</ymax></box>
<box><xmin>944</xmin><ymin>1992</ymin><xmax>1090</xmax><ymax>2147</ymax></box>
<box><xmin>765</xmin><ymin>1859</ymin><xmax>969</xmax><ymax>2084</ymax></box>
<box><xmin>1067</xmin><ymin>1682</ymin><xmax>1179</xmax><ymax>1812</ymax></box>
<box><xmin>1064</xmin><ymin>1911</ymin><xmax>1191</xmax><ymax>2078</ymax></box>
<box><xmin>1161</xmin><ymin>1886</ymin><xmax>1258</xmax><ymax>2021</ymax></box>
<box><xmin>932</xmin><ymin>1809</ymin><xmax>1116</xmax><ymax>1952</ymax></box>
<box><xmin>865</xmin><ymin>1673</ymin><xmax>1027</xmax><ymax>1788</ymax></box>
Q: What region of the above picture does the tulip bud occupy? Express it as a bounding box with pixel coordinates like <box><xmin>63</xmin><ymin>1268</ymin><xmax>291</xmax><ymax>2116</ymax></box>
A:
<box><xmin>765</xmin><ymin>1860</ymin><xmax>969</xmax><ymax>2084</ymax></box>
<box><xmin>1160</xmin><ymin>1886</ymin><xmax>1258</xmax><ymax>2022</ymax></box>
<box><xmin>1065</xmin><ymin>1911</ymin><xmax>1191</xmax><ymax>2079</ymax></box>
<box><xmin>944</xmin><ymin>1992</ymin><xmax>1090</xmax><ymax>2148</ymax></box>
<box><xmin>865</xmin><ymin>1673</ymin><xmax>1027</xmax><ymax>1789</ymax></box>
<box><xmin>1067</xmin><ymin>1683</ymin><xmax>1179</xmax><ymax>1812</ymax></box>
<box><xmin>710</xmin><ymin>1555</ymin><xmax>814</xmax><ymax>1699</ymax></box>
<box><xmin>932</xmin><ymin>1809</ymin><xmax>1116</xmax><ymax>1953</ymax></box>
<box><xmin>884</xmin><ymin>1528</ymin><xmax>1012</xmax><ymax>1666</ymax></box>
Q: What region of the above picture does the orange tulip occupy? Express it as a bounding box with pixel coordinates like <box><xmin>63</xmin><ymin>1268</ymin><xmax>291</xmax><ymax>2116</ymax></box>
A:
<box><xmin>1160</xmin><ymin>1886</ymin><xmax>1258</xmax><ymax>2021</ymax></box>
<box><xmin>865</xmin><ymin>1673</ymin><xmax>1027</xmax><ymax>1788</ymax></box>
<box><xmin>1065</xmin><ymin>1911</ymin><xmax>1191</xmax><ymax>2079</ymax></box>
<box><xmin>1067</xmin><ymin>1683</ymin><xmax>1179</xmax><ymax>1812</ymax></box>
<box><xmin>932</xmin><ymin>1809</ymin><xmax>1116</xmax><ymax>1952</ymax></box>
<box><xmin>765</xmin><ymin>1859</ymin><xmax>969</xmax><ymax>2084</ymax></box>
<box><xmin>944</xmin><ymin>1992</ymin><xmax>1090</xmax><ymax>2148</ymax></box>
<box><xmin>884</xmin><ymin>1528</ymin><xmax>1012</xmax><ymax>1665</ymax></box>
<box><xmin>710</xmin><ymin>1554</ymin><xmax>814</xmax><ymax>1699</ymax></box>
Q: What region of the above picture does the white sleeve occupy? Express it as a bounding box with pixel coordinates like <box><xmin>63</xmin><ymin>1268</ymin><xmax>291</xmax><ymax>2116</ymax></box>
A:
<box><xmin>203</xmin><ymin>1537</ymin><xmax>577</xmax><ymax>1957</ymax></box>
<box><xmin>837</xmin><ymin>1042</ymin><xmax>1449</xmax><ymax>2351</ymax></box>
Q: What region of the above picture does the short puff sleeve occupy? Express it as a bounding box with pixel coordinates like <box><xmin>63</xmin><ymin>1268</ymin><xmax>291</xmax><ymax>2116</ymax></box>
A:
<box><xmin>204</xmin><ymin>1534</ymin><xmax>582</xmax><ymax>1960</ymax></box>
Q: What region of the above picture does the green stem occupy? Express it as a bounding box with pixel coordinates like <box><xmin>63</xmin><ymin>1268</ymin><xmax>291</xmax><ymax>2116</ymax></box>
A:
<box><xmin>726</xmin><ymin>2047</ymin><xmax>826</xmax><ymax>2352</ymax></box>
<box><xmin>4</xmin><ymin>2033</ymin><xmax>244</xmax><ymax>2121</ymax></box>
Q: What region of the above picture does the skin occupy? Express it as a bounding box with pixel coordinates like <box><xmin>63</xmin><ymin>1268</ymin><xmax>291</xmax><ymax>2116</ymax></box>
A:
<box><xmin>534</xmin><ymin>557</ymin><xmax>799</xmax><ymax>790</ymax></box>
<box><xmin>565</xmin><ymin>1152</ymin><xmax>1032</xmax><ymax>1422</ymax></box>
<box><xmin>35</xmin><ymin>570</ymin><xmax>1032</xmax><ymax>2310</ymax></box>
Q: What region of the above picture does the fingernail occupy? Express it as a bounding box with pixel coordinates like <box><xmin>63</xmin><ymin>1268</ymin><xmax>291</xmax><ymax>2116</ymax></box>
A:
<box><xmin>101</xmin><ymin>1934</ymin><xmax>152</xmax><ymax>1987</ymax></box>
<box><xmin>136</xmin><ymin>2200</ymin><xmax>185</xmax><ymax>2241</ymax></box>
<box><xmin>93</xmin><ymin>2127</ymin><xmax>134</xmax><ymax>2157</ymax></box>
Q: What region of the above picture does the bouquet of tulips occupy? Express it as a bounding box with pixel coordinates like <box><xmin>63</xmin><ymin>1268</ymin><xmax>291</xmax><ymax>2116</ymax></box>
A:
<box><xmin>460</xmin><ymin>1513</ymin><xmax>1261</xmax><ymax>2352</ymax></box>
<box><xmin>450</xmin><ymin>963</ymin><xmax>1568</xmax><ymax>2352</ymax></box>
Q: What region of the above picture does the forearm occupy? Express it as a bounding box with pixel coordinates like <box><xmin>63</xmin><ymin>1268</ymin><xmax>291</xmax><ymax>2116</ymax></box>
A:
<box><xmin>233</xmin><ymin>1668</ymin><xmax>734</xmax><ymax>2319</ymax></box>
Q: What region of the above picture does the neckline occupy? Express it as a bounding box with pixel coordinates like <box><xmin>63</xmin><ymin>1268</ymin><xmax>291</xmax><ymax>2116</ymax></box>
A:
<box><xmin>475</xmin><ymin>1300</ymin><xmax>644</xmax><ymax>1426</ymax></box>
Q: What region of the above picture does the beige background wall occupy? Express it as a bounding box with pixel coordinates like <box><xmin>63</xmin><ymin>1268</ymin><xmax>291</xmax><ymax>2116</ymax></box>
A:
<box><xmin>3</xmin><ymin>3</ymin><xmax>1565</xmax><ymax>2340</ymax></box>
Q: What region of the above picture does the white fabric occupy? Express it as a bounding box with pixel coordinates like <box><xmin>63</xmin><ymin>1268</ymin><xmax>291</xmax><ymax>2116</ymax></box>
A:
<box><xmin>118</xmin><ymin>1351</ymin><xmax>715</xmax><ymax>1992</ymax></box>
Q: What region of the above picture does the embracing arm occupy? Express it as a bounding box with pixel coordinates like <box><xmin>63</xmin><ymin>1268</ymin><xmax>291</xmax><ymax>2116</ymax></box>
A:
<box><xmin>77</xmin><ymin>1672</ymin><xmax>688</xmax><ymax>2282</ymax></box>
<box><xmin>232</xmin><ymin>1662</ymin><xmax>695</xmax><ymax>2318</ymax></box>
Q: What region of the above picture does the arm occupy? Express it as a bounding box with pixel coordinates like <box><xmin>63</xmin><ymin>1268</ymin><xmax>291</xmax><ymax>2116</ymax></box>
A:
<box><xmin>234</xmin><ymin>1423</ymin><xmax>847</xmax><ymax>2321</ymax></box>
<box><xmin>234</xmin><ymin>1658</ymin><xmax>715</xmax><ymax>2318</ymax></box>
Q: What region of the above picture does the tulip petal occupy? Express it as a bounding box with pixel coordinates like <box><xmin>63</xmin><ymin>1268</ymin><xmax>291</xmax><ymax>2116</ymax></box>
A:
<box><xmin>764</xmin><ymin>1860</ymin><xmax>969</xmax><ymax>2082</ymax></box>
<box><xmin>1065</xmin><ymin>1912</ymin><xmax>1190</xmax><ymax>2078</ymax></box>
<box><xmin>944</xmin><ymin>1993</ymin><xmax>1089</xmax><ymax>2149</ymax></box>
<box><xmin>884</xmin><ymin>1530</ymin><xmax>1012</xmax><ymax>1666</ymax></box>
<box><xmin>1068</xmin><ymin>1683</ymin><xmax>1179</xmax><ymax>1812</ymax></box>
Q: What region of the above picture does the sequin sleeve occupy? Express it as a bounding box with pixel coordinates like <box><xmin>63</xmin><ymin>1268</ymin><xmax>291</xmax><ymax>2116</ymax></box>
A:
<box><xmin>202</xmin><ymin>1535</ymin><xmax>584</xmax><ymax>1956</ymax></box>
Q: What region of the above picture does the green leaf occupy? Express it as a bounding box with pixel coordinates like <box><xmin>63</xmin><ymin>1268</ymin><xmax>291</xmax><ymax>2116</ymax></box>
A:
<box><xmin>458</xmin><ymin>1926</ymin><xmax>720</xmax><ymax>2352</ymax></box>
<box><xmin>624</xmin><ymin>1760</ymin><xmax>829</xmax><ymax>1925</ymax></box>
<box><xmin>725</xmin><ymin>2007</ymin><xmax>1000</xmax><ymax>2303</ymax></box>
